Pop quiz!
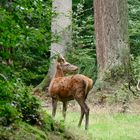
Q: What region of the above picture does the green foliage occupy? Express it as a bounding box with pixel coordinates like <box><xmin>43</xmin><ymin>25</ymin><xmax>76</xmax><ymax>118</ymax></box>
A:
<box><xmin>131</xmin><ymin>55</ymin><xmax>140</xmax><ymax>80</ymax></box>
<box><xmin>71</xmin><ymin>1</ymin><xmax>97</xmax><ymax>79</ymax></box>
<box><xmin>0</xmin><ymin>77</ymin><xmax>41</xmax><ymax>126</ymax></box>
<box><xmin>0</xmin><ymin>0</ymin><xmax>52</xmax><ymax>85</ymax></box>
<box><xmin>127</xmin><ymin>0</ymin><xmax>140</xmax><ymax>82</ymax></box>
<box><xmin>104</xmin><ymin>66</ymin><xmax>127</xmax><ymax>83</ymax></box>
<box><xmin>103</xmin><ymin>55</ymin><xmax>139</xmax><ymax>86</ymax></box>
<box><xmin>67</xmin><ymin>48</ymin><xmax>96</xmax><ymax>79</ymax></box>
<box><xmin>107</xmin><ymin>84</ymin><xmax>131</xmax><ymax>104</ymax></box>
<box><xmin>72</xmin><ymin>2</ymin><xmax>95</xmax><ymax>49</ymax></box>
<box><xmin>0</xmin><ymin>75</ymin><xmax>66</xmax><ymax>138</ymax></box>
<box><xmin>128</xmin><ymin>0</ymin><xmax>140</xmax><ymax>57</ymax></box>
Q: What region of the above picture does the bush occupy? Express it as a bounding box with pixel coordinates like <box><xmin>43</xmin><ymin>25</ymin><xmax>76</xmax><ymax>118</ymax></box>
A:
<box><xmin>0</xmin><ymin>0</ymin><xmax>52</xmax><ymax>85</ymax></box>
<box><xmin>0</xmin><ymin>76</ymin><xmax>41</xmax><ymax>126</ymax></box>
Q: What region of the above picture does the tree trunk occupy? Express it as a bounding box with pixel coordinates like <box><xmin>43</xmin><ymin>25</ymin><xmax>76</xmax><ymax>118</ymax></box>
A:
<box><xmin>94</xmin><ymin>0</ymin><xmax>129</xmax><ymax>82</ymax></box>
<box><xmin>34</xmin><ymin>0</ymin><xmax>72</xmax><ymax>93</ymax></box>
<box><xmin>48</xmin><ymin>0</ymin><xmax>72</xmax><ymax>79</ymax></box>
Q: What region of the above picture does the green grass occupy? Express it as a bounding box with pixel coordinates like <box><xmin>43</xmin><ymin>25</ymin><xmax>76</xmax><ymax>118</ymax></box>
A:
<box><xmin>1</xmin><ymin>109</ymin><xmax>140</xmax><ymax>140</ymax></box>
<box><xmin>47</xmin><ymin>110</ymin><xmax>140</xmax><ymax>140</ymax></box>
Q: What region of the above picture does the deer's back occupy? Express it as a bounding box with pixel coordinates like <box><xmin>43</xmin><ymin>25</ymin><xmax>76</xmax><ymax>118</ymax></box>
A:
<box><xmin>49</xmin><ymin>74</ymin><xmax>93</xmax><ymax>101</ymax></box>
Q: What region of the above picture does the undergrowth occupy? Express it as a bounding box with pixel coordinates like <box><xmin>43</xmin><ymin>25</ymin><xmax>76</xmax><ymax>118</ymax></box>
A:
<box><xmin>0</xmin><ymin>75</ymin><xmax>73</xmax><ymax>140</ymax></box>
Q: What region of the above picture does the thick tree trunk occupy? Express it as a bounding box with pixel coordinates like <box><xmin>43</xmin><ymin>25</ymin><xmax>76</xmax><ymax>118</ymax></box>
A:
<box><xmin>34</xmin><ymin>0</ymin><xmax>72</xmax><ymax>93</ymax></box>
<box><xmin>48</xmin><ymin>0</ymin><xmax>72</xmax><ymax>79</ymax></box>
<box><xmin>94</xmin><ymin>0</ymin><xmax>129</xmax><ymax>82</ymax></box>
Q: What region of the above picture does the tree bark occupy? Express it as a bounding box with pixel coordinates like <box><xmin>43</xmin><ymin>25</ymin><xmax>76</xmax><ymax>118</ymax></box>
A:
<box><xmin>48</xmin><ymin>0</ymin><xmax>72</xmax><ymax>79</ymax></box>
<box><xmin>34</xmin><ymin>0</ymin><xmax>72</xmax><ymax>93</ymax></box>
<box><xmin>94</xmin><ymin>0</ymin><xmax>129</xmax><ymax>82</ymax></box>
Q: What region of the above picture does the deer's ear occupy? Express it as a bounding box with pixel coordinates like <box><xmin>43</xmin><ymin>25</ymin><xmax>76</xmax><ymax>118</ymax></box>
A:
<box><xmin>57</xmin><ymin>54</ymin><xmax>65</xmax><ymax>63</ymax></box>
<box><xmin>57</xmin><ymin>57</ymin><xmax>65</xmax><ymax>63</ymax></box>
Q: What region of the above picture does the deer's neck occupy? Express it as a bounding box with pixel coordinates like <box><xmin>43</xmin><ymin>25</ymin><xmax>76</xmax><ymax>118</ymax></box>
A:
<box><xmin>54</xmin><ymin>67</ymin><xmax>64</xmax><ymax>78</ymax></box>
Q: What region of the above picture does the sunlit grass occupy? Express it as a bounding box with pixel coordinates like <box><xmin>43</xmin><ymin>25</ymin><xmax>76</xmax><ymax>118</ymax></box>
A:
<box><xmin>47</xmin><ymin>109</ymin><xmax>140</xmax><ymax>140</ymax></box>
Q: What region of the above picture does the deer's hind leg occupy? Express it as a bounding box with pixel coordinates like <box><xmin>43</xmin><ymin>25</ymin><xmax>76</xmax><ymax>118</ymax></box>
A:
<box><xmin>78</xmin><ymin>106</ymin><xmax>84</xmax><ymax>127</ymax></box>
<box><xmin>75</xmin><ymin>92</ymin><xmax>89</xmax><ymax>130</ymax></box>
<box><xmin>84</xmin><ymin>102</ymin><xmax>89</xmax><ymax>130</ymax></box>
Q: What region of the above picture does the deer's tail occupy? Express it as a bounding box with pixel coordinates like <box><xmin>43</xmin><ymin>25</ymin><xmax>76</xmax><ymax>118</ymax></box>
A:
<box><xmin>83</xmin><ymin>80</ymin><xmax>89</xmax><ymax>99</ymax></box>
<box><xmin>83</xmin><ymin>78</ymin><xmax>93</xmax><ymax>99</ymax></box>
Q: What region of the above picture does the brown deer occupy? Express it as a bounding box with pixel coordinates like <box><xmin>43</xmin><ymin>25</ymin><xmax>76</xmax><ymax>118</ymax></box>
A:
<box><xmin>48</xmin><ymin>55</ymin><xmax>93</xmax><ymax>130</ymax></box>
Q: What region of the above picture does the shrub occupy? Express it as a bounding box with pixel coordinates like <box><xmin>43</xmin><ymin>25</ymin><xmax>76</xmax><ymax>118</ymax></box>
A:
<box><xmin>0</xmin><ymin>0</ymin><xmax>52</xmax><ymax>85</ymax></box>
<box><xmin>0</xmin><ymin>76</ymin><xmax>41</xmax><ymax>126</ymax></box>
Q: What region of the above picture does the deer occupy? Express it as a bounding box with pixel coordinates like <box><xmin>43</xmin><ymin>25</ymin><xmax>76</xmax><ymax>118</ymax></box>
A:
<box><xmin>48</xmin><ymin>55</ymin><xmax>93</xmax><ymax>130</ymax></box>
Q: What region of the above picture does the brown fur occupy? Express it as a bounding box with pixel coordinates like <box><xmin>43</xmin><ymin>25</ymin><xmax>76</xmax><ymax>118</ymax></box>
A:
<box><xmin>48</xmin><ymin>56</ymin><xmax>93</xmax><ymax>130</ymax></box>
<box><xmin>49</xmin><ymin>74</ymin><xmax>93</xmax><ymax>101</ymax></box>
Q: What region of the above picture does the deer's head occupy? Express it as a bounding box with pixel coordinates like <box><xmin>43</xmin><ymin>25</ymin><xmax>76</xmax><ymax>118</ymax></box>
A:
<box><xmin>57</xmin><ymin>54</ymin><xmax>78</xmax><ymax>74</ymax></box>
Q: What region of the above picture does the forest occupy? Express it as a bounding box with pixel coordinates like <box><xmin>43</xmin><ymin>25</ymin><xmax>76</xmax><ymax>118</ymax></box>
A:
<box><xmin>0</xmin><ymin>0</ymin><xmax>140</xmax><ymax>139</ymax></box>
